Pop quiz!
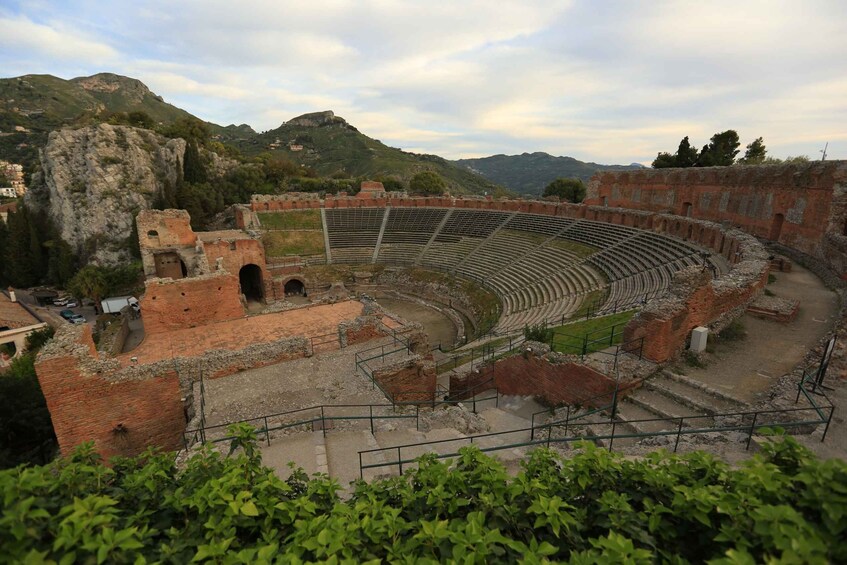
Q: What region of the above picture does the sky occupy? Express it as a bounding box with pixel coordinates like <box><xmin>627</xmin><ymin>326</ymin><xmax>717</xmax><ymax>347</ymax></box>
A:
<box><xmin>1</xmin><ymin>0</ymin><xmax>845</xmax><ymax>164</ymax></box>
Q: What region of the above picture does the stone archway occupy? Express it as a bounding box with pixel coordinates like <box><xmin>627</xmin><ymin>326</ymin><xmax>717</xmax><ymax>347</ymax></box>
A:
<box><xmin>769</xmin><ymin>213</ymin><xmax>785</xmax><ymax>241</ymax></box>
<box><xmin>284</xmin><ymin>278</ymin><xmax>306</xmax><ymax>296</ymax></box>
<box><xmin>239</xmin><ymin>264</ymin><xmax>264</xmax><ymax>302</ymax></box>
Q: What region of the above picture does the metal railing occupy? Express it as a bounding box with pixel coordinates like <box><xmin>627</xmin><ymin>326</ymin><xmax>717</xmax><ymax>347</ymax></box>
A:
<box><xmin>184</xmin><ymin>402</ymin><xmax>420</xmax><ymax>448</ymax></box>
<box><xmin>434</xmin><ymin>335</ymin><xmax>526</xmax><ymax>374</ymax></box>
<box><xmin>357</xmin><ymin>371</ymin><xmax>834</xmax><ymax>478</ymax></box>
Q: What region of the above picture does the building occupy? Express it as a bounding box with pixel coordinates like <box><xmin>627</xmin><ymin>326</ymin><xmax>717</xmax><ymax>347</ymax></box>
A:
<box><xmin>0</xmin><ymin>289</ymin><xmax>49</xmax><ymax>369</ymax></box>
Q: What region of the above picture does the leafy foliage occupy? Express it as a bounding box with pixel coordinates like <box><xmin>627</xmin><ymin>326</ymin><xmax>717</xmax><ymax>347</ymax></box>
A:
<box><xmin>67</xmin><ymin>262</ymin><xmax>143</xmax><ymax>310</ymax></box>
<box><xmin>0</xmin><ymin>205</ymin><xmax>78</xmax><ymax>289</ymax></box>
<box><xmin>738</xmin><ymin>136</ymin><xmax>768</xmax><ymax>165</ymax></box>
<box><xmin>409</xmin><ymin>170</ymin><xmax>447</xmax><ymax>195</ymax></box>
<box><xmin>542</xmin><ymin>177</ymin><xmax>586</xmax><ymax>203</ymax></box>
<box><xmin>0</xmin><ymin>435</ymin><xmax>844</xmax><ymax>562</ymax></box>
<box><xmin>653</xmin><ymin>131</ymin><xmax>753</xmax><ymax>168</ymax></box>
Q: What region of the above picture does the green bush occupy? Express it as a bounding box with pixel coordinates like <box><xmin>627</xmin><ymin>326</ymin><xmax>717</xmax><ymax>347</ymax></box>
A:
<box><xmin>1</xmin><ymin>432</ymin><xmax>844</xmax><ymax>563</ymax></box>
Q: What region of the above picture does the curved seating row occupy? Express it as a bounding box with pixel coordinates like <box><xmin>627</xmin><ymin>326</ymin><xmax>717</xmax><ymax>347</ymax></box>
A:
<box><xmin>321</xmin><ymin>208</ymin><xmax>723</xmax><ymax>334</ymax></box>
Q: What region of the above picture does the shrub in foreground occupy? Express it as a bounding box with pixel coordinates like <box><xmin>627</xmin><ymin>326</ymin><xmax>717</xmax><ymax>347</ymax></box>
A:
<box><xmin>0</xmin><ymin>425</ymin><xmax>845</xmax><ymax>563</ymax></box>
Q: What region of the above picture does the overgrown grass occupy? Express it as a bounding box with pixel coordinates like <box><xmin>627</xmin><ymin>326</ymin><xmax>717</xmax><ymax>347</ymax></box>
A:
<box><xmin>262</xmin><ymin>230</ymin><xmax>325</xmax><ymax>257</ymax></box>
<box><xmin>568</xmin><ymin>287</ymin><xmax>610</xmax><ymax>321</ymax></box>
<box><xmin>258</xmin><ymin>210</ymin><xmax>322</xmax><ymax>230</ymax></box>
<box><xmin>548</xmin><ymin>310</ymin><xmax>637</xmax><ymax>354</ymax></box>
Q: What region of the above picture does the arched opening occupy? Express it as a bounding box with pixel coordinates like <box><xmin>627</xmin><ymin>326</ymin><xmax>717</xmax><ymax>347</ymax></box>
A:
<box><xmin>602</xmin><ymin>196</ymin><xmax>609</xmax><ymax>207</ymax></box>
<box><xmin>154</xmin><ymin>252</ymin><xmax>187</xmax><ymax>279</ymax></box>
<box><xmin>686</xmin><ymin>224</ymin><xmax>694</xmax><ymax>241</ymax></box>
<box><xmin>682</xmin><ymin>202</ymin><xmax>693</xmax><ymax>217</ymax></box>
<box><xmin>239</xmin><ymin>264</ymin><xmax>264</xmax><ymax>302</ymax></box>
<box><xmin>769</xmin><ymin>213</ymin><xmax>785</xmax><ymax>241</ymax></box>
<box><xmin>284</xmin><ymin>278</ymin><xmax>306</xmax><ymax>297</ymax></box>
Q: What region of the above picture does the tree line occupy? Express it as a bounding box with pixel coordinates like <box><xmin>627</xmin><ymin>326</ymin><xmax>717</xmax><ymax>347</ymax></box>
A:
<box><xmin>652</xmin><ymin>131</ymin><xmax>813</xmax><ymax>169</ymax></box>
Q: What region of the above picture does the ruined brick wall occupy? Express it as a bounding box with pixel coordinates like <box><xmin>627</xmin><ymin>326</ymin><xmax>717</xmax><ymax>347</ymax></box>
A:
<box><xmin>372</xmin><ymin>359</ymin><xmax>436</xmax><ymax>403</ymax></box>
<box><xmin>585</xmin><ymin>161</ymin><xmax>847</xmax><ymax>264</ymax></box>
<box><xmin>483</xmin><ymin>351</ymin><xmax>616</xmax><ymax>407</ymax></box>
<box><xmin>202</xmin><ymin>237</ymin><xmax>272</xmax><ymax>298</ymax></box>
<box><xmin>140</xmin><ymin>273</ymin><xmax>244</xmax><ymax>334</ymax></box>
<box><xmin>624</xmin><ymin>248</ymin><xmax>769</xmax><ymax>363</ymax></box>
<box><xmin>137</xmin><ymin>209</ymin><xmax>209</xmax><ymax>278</ymax></box>
<box><xmin>35</xmin><ymin>326</ymin><xmax>185</xmax><ymax>460</ymax></box>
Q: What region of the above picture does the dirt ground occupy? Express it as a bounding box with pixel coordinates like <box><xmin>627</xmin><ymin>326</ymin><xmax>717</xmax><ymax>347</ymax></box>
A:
<box><xmin>674</xmin><ymin>264</ymin><xmax>840</xmax><ymax>402</ymax></box>
<box><xmin>199</xmin><ymin>336</ymin><xmax>397</xmax><ymax>428</ymax></box>
<box><xmin>374</xmin><ymin>296</ymin><xmax>458</xmax><ymax>348</ymax></box>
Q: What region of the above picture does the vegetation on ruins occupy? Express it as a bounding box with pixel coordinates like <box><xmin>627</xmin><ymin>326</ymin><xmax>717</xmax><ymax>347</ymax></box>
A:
<box><xmin>258</xmin><ymin>210</ymin><xmax>322</xmax><ymax>230</ymax></box>
<box><xmin>66</xmin><ymin>263</ymin><xmax>144</xmax><ymax>311</ymax></box>
<box><xmin>653</xmin><ymin>130</ymin><xmax>759</xmax><ymax>168</ymax></box>
<box><xmin>0</xmin><ymin>327</ymin><xmax>57</xmax><ymax>469</ymax></box>
<box><xmin>542</xmin><ymin>178</ymin><xmax>587</xmax><ymax>203</ymax></box>
<box><xmin>1</xmin><ymin>428</ymin><xmax>844</xmax><ymax>563</ymax></box>
<box><xmin>262</xmin><ymin>231</ymin><xmax>326</xmax><ymax>258</ymax></box>
<box><xmin>409</xmin><ymin>170</ymin><xmax>447</xmax><ymax>196</ymax></box>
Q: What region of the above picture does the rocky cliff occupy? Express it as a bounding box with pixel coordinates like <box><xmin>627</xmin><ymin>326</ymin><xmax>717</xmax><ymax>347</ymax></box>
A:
<box><xmin>26</xmin><ymin>124</ymin><xmax>185</xmax><ymax>265</ymax></box>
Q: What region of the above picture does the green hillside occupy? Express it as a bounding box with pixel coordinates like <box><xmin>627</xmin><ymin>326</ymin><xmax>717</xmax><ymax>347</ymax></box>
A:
<box><xmin>455</xmin><ymin>152</ymin><xmax>645</xmax><ymax>195</ymax></box>
<box><xmin>0</xmin><ymin>73</ymin><xmax>252</xmax><ymax>169</ymax></box>
<box><xmin>231</xmin><ymin>111</ymin><xmax>504</xmax><ymax>196</ymax></box>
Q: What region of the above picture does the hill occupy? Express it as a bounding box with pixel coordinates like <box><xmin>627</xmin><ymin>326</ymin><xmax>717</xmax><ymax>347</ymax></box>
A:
<box><xmin>231</xmin><ymin>111</ymin><xmax>503</xmax><ymax>196</ymax></box>
<box><xmin>0</xmin><ymin>73</ymin><xmax>250</xmax><ymax>170</ymax></box>
<box><xmin>454</xmin><ymin>152</ymin><xmax>645</xmax><ymax>195</ymax></box>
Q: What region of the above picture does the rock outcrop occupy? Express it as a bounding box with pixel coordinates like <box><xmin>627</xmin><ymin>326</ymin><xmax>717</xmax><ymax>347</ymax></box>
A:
<box><xmin>27</xmin><ymin>124</ymin><xmax>185</xmax><ymax>265</ymax></box>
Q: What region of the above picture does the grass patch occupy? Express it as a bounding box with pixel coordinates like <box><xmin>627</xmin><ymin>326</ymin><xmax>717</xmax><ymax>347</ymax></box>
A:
<box><xmin>262</xmin><ymin>230</ymin><xmax>325</xmax><ymax>257</ymax></box>
<box><xmin>683</xmin><ymin>350</ymin><xmax>707</xmax><ymax>368</ymax></box>
<box><xmin>258</xmin><ymin>210</ymin><xmax>322</xmax><ymax>230</ymax></box>
<box><xmin>568</xmin><ymin>287</ymin><xmax>610</xmax><ymax>321</ymax></box>
<box><xmin>550</xmin><ymin>238</ymin><xmax>599</xmax><ymax>259</ymax></box>
<box><xmin>717</xmin><ymin>319</ymin><xmax>746</xmax><ymax>342</ymax></box>
<box><xmin>548</xmin><ymin>310</ymin><xmax>636</xmax><ymax>354</ymax></box>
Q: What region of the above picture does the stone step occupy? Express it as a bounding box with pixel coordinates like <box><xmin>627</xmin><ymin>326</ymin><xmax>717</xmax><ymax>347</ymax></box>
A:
<box><xmin>614</xmin><ymin>400</ymin><xmax>673</xmax><ymax>434</ymax></box>
<box><xmin>655</xmin><ymin>371</ymin><xmax>748</xmax><ymax>413</ymax></box>
<box><xmin>260</xmin><ymin>430</ymin><xmax>326</xmax><ymax>479</ymax></box>
<box><xmin>326</xmin><ymin>430</ymin><xmax>384</xmax><ymax>488</ymax></box>
<box><xmin>628</xmin><ymin>388</ymin><xmax>705</xmax><ymax>422</ymax></box>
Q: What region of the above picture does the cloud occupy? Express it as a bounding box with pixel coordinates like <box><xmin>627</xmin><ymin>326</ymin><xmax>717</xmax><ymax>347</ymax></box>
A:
<box><xmin>0</xmin><ymin>14</ymin><xmax>118</xmax><ymax>62</ymax></box>
<box><xmin>0</xmin><ymin>0</ymin><xmax>845</xmax><ymax>162</ymax></box>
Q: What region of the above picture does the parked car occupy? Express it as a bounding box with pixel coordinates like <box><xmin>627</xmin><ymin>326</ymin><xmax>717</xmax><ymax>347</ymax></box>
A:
<box><xmin>64</xmin><ymin>299</ymin><xmax>79</xmax><ymax>308</ymax></box>
<box><xmin>59</xmin><ymin>309</ymin><xmax>76</xmax><ymax>320</ymax></box>
<box><xmin>69</xmin><ymin>315</ymin><xmax>86</xmax><ymax>325</ymax></box>
<box><xmin>53</xmin><ymin>298</ymin><xmax>69</xmax><ymax>307</ymax></box>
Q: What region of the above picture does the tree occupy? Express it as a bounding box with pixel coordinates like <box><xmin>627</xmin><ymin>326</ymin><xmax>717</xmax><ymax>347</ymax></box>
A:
<box><xmin>675</xmin><ymin>136</ymin><xmax>700</xmax><ymax>167</ymax></box>
<box><xmin>697</xmin><ymin>130</ymin><xmax>740</xmax><ymax>166</ymax></box>
<box><xmin>3</xmin><ymin>208</ymin><xmax>37</xmax><ymax>288</ymax></box>
<box><xmin>67</xmin><ymin>265</ymin><xmax>110</xmax><ymax>313</ymax></box>
<box><xmin>651</xmin><ymin>152</ymin><xmax>677</xmax><ymax>168</ymax></box>
<box><xmin>161</xmin><ymin>117</ymin><xmax>210</xmax><ymax>144</ymax></box>
<box><xmin>409</xmin><ymin>171</ymin><xmax>446</xmax><ymax>196</ymax></box>
<box><xmin>739</xmin><ymin>137</ymin><xmax>767</xmax><ymax>165</ymax></box>
<box><xmin>543</xmin><ymin>178</ymin><xmax>586</xmax><ymax>203</ymax></box>
<box><xmin>182</xmin><ymin>139</ymin><xmax>208</xmax><ymax>184</ymax></box>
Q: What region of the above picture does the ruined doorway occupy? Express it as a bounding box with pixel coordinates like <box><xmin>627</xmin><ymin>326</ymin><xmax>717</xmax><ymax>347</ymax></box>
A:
<box><xmin>769</xmin><ymin>213</ymin><xmax>784</xmax><ymax>241</ymax></box>
<box><xmin>682</xmin><ymin>202</ymin><xmax>693</xmax><ymax>217</ymax></box>
<box><xmin>239</xmin><ymin>264</ymin><xmax>264</xmax><ymax>302</ymax></box>
<box><xmin>154</xmin><ymin>252</ymin><xmax>187</xmax><ymax>279</ymax></box>
<box><xmin>284</xmin><ymin>278</ymin><xmax>306</xmax><ymax>296</ymax></box>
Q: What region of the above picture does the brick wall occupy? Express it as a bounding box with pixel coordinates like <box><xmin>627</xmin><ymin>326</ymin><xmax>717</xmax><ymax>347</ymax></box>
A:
<box><xmin>623</xmin><ymin>266</ymin><xmax>768</xmax><ymax>362</ymax></box>
<box><xmin>484</xmin><ymin>353</ymin><xmax>616</xmax><ymax>407</ymax></box>
<box><xmin>202</xmin><ymin>238</ymin><xmax>272</xmax><ymax>298</ymax></box>
<box><xmin>585</xmin><ymin>161</ymin><xmax>847</xmax><ymax>265</ymax></box>
<box><xmin>372</xmin><ymin>360</ymin><xmax>436</xmax><ymax>403</ymax></box>
<box><xmin>140</xmin><ymin>273</ymin><xmax>244</xmax><ymax>334</ymax></box>
<box><xmin>35</xmin><ymin>327</ymin><xmax>185</xmax><ymax>460</ymax></box>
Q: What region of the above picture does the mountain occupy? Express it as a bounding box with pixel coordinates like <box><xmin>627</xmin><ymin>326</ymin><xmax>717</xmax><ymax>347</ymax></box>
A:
<box><xmin>454</xmin><ymin>152</ymin><xmax>646</xmax><ymax>195</ymax></box>
<box><xmin>230</xmin><ymin>111</ymin><xmax>503</xmax><ymax>196</ymax></box>
<box><xmin>0</xmin><ymin>73</ymin><xmax>251</xmax><ymax>170</ymax></box>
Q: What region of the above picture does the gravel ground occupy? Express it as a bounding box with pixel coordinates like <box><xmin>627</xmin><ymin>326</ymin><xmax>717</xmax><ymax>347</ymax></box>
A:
<box><xmin>198</xmin><ymin>336</ymin><xmax>398</xmax><ymax>428</ymax></box>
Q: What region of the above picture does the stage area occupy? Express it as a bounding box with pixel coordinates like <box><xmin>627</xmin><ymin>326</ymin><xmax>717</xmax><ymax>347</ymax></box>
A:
<box><xmin>117</xmin><ymin>300</ymin><xmax>365</xmax><ymax>366</ymax></box>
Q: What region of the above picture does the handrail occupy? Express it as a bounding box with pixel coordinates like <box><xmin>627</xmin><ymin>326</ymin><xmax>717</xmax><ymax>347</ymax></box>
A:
<box><xmin>359</xmin><ymin>400</ymin><xmax>833</xmax><ymax>477</ymax></box>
